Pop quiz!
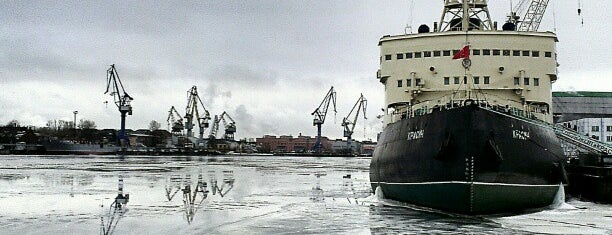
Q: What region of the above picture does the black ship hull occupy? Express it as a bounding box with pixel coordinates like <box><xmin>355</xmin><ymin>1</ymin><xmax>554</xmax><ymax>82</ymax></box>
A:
<box><xmin>370</xmin><ymin>105</ymin><xmax>566</xmax><ymax>214</ymax></box>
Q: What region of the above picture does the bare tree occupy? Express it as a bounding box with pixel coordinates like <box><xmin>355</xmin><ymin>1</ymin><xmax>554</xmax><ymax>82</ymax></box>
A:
<box><xmin>6</xmin><ymin>120</ymin><xmax>19</xmax><ymax>127</ymax></box>
<box><xmin>149</xmin><ymin>120</ymin><xmax>161</xmax><ymax>131</ymax></box>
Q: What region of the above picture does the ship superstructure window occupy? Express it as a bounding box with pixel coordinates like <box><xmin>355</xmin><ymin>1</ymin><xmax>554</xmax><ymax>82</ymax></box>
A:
<box><xmin>513</xmin><ymin>50</ymin><xmax>521</xmax><ymax>56</ymax></box>
<box><xmin>503</xmin><ymin>50</ymin><xmax>511</xmax><ymax>56</ymax></box>
<box><xmin>524</xmin><ymin>77</ymin><xmax>530</xmax><ymax>85</ymax></box>
<box><xmin>443</xmin><ymin>50</ymin><xmax>451</xmax><ymax>56</ymax></box>
<box><xmin>406</xmin><ymin>52</ymin><xmax>413</xmax><ymax>59</ymax></box>
<box><xmin>484</xmin><ymin>76</ymin><xmax>490</xmax><ymax>84</ymax></box>
<box><xmin>534</xmin><ymin>78</ymin><xmax>539</xmax><ymax>86</ymax></box>
<box><xmin>444</xmin><ymin>77</ymin><xmax>450</xmax><ymax>85</ymax></box>
<box><xmin>473</xmin><ymin>49</ymin><xmax>481</xmax><ymax>55</ymax></box>
<box><xmin>453</xmin><ymin>50</ymin><xmax>460</xmax><ymax>55</ymax></box>
<box><xmin>522</xmin><ymin>50</ymin><xmax>530</xmax><ymax>56</ymax></box>
<box><xmin>514</xmin><ymin>77</ymin><xmax>520</xmax><ymax>85</ymax></box>
<box><xmin>385</xmin><ymin>54</ymin><xmax>392</xmax><ymax>60</ymax></box>
<box><xmin>397</xmin><ymin>53</ymin><xmax>404</xmax><ymax>59</ymax></box>
<box><xmin>397</xmin><ymin>80</ymin><xmax>402</xmax><ymax>87</ymax></box>
<box><xmin>482</xmin><ymin>49</ymin><xmax>491</xmax><ymax>56</ymax></box>
<box><xmin>532</xmin><ymin>51</ymin><xmax>540</xmax><ymax>57</ymax></box>
<box><xmin>545</xmin><ymin>52</ymin><xmax>552</xmax><ymax>58</ymax></box>
<box><xmin>434</xmin><ymin>51</ymin><xmax>441</xmax><ymax>57</ymax></box>
<box><xmin>473</xmin><ymin>76</ymin><xmax>480</xmax><ymax>84</ymax></box>
<box><xmin>424</xmin><ymin>51</ymin><xmax>432</xmax><ymax>57</ymax></box>
<box><xmin>454</xmin><ymin>76</ymin><xmax>460</xmax><ymax>84</ymax></box>
<box><xmin>592</xmin><ymin>126</ymin><xmax>600</xmax><ymax>132</ymax></box>
<box><xmin>493</xmin><ymin>49</ymin><xmax>500</xmax><ymax>56</ymax></box>
<box><xmin>407</xmin><ymin>79</ymin><xmax>412</xmax><ymax>87</ymax></box>
<box><xmin>414</xmin><ymin>52</ymin><xmax>422</xmax><ymax>58</ymax></box>
<box><xmin>416</xmin><ymin>78</ymin><xmax>422</xmax><ymax>86</ymax></box>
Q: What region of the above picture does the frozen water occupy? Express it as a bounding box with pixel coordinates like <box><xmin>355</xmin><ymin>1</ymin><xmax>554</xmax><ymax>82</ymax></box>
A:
<box><xmin>0</xmin><ymin>155</ymin><xmax>610</xmax><ymax>234</ymax></box>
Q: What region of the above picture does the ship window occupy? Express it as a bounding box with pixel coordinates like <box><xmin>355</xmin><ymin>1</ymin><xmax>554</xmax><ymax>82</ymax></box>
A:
<box><xmin>514</xmin><ymin>77</ymin><xmax>520</xmax><ymax>85</ymax></box>
<box><xmin>407</xmin><ymin>79</ymin><xmax>412</xmax><ymax>87</ymax></box>
<box><xmin>545</xmin><ymin>52</ymin><xmax>552</xmax><ymax>58</ymax></box>
<box><xmin>463</xmin><ymin>76</ymin><xmax>467</xmax><ymax>84</ymax></box>
<box><xmin>532</xmin><ymin>51</ymin><xmax>540</xmax><ymax>57</ymax></box>
<box><xmin>534</xmin><ymin>78</ymin><xmax>539</xmax><ymax>86</ymax></box>
<box><xmin>522</xmin><ymin>50</ymin><xmax>530</xmax><ymax>56</ymax></box>
<box><xmin>443</xmin><ymin>50</ymin><xmax>451</xmax><ymax>56</ymax></box>
<box><xmin>416</xmin><ymin>78</ymin><xmax>422</xmax><ymax>86</ymax></box>
<box><xmin>453</xmin><ymin>49</ymin><xmax>460</xmax><ymax>55</ymax></box>
<box><xmin>423</xmin><ymin>51</ymin><xmax>431</xmax><ymax>57</ymax></box>
<box><xmin>524</xmin><ymin>77</ymin><xmax>530</xmax><ymax>85</ymax></box>
<box><xmin>434</xmin><ymin>51</ymin><xmax>441</xmax><ymax>57</ymax></box>
<box><xmin>592</xmin><ymin>126</ymin><xmax>600</xmax><ymax>132</ymax></box>
<box><xmin>503</xmin><ymin>50</ymin><xmax>511</xmax><ymax>56</ymax></box>
<box><xmin>493</xmin><ymin>49</ymin><xmax>500</xmax><ymax>56</ymax></box>
<box><xmin>473</xmin><ymin>49</ymin><xmax>481</xmax><ymax>55</ymax></box>
<box><xmin>444</xmin><ymin>77</ymin><xmax>450</xmax><ymax>85</ymax></box>
<box><xmin>397</xmin><ymin>53</ymin><xmax>404</xmax><ymax>59</ymax></box>
<box><xmin>513</xmin><ymin>50</ymin><xmax>521</xmax><ymax>56</ymax></box>
<box><xmin>592</xmin><ymin>136</ymin><xmax>600</xmax><ymax>140</ymax></box>
<box><xmin>414</xmin><ymin>52</ymin><xmax>422</xmax><ymax>58</ymax></box>
<box><xmin>473</xmin><ymin>76</ymin><xmax>480</xmax><ymax>84</ymax></box>
<box><xmin>406</xmin><ymin>52</ymin><xmax>413</xmax><ymax>59</ymax></box>
<box><xmin>482</xmin><ymin>49</ymin><xmax>491</xmax><ymax>56</ymax></box>
<box><xmin>607</xmin><ymin>126</ymin><xmax>612</xmax><ymax>132</ymax></box>
<box><xmin>454</xmin><ymin>76</ymin><xmax>460</xmax><ymax>84</ymax></box>
<box><xmin>484</xmin><ymin>76</ymin><xmax>490</xmax><ymax>84</ymax></box>
<box><xmin>607</xmin><ymin>136</ymin><xmax>612</xmax><ymax>142</ymax></box>
<box><xmin>397</xmin><ymin>80</ymin><xmax>402</xmax><ymax>87</ymax></box>
<box><xmin>385</xmin><ymin>54</ymin><xmax>392</xmax><ymax>60</ymax></box>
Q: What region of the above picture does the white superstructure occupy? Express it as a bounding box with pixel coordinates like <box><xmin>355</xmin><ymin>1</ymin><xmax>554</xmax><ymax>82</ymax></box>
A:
<box><xmin>378</xmin><ymin>0</ymin><xmax>559</xmax><ymax>126</ymax></box>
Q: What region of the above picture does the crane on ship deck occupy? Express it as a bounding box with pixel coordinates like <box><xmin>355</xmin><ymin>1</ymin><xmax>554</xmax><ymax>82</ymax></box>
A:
<box><xmin>105</xmin><ymin>64</ymin><xmax>133</xmax><ymax>152</ymax></box>
<box><xmin>341</xmin><ymin>94</ymin><xmax>367</xmax><ymax>155</ymax></box>
<box><xmin>311</xmin><ymin>86</ymin><xmax>337</xmax><ymax>153</ymax></box>
<box><xmin>507</xmin><ymin>0</ymin><xmax>550</xmax><ymax>32</ymax></box>
<box><xmin>184</xmin><ymin>86</ymin><xmax>211</xmax><ymax>148</ymax></box>
<box><xmin>167</xmin><ymin>106</ymin><xmax>184</xmax><ymax>135</ymax></box>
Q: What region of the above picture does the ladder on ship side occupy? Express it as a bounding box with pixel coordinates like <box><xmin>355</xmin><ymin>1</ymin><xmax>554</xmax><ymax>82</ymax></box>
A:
<box><xmin>552</xmin><ymin>125</ymin><xmax>612</xmax><ymax>156</ymax></box>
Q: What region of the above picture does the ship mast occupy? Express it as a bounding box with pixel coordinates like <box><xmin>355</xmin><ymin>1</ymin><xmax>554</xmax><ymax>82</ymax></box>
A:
<box><xmin>439</xmin><ymin>0</ymin><xmax>494</xmax><ymax>32</ymax></box>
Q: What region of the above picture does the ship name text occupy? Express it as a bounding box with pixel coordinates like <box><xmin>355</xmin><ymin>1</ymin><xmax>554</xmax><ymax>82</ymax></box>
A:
<box><xmin>512</xmin><ymin>130</ymin><xmax>530</xmax><ymax>140</ymax></box>
<box><xmin>407</xmin><ymin>130</ymin><xmax>424</xmax><ymax>141</ymax></box>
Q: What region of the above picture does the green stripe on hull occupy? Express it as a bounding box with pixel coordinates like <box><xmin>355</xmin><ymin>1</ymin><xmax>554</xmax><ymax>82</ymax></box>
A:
<box><xmin>372</xmin><ymin>182</ymin><xmax>559</xmax><ymax>214</ymax></box>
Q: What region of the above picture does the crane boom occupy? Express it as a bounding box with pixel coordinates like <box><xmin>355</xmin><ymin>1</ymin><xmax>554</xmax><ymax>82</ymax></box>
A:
<box><xmin>311</xmin><ymin>86</ymin><xmax>337</xmax><ymax>153</ymax></box>
<box><xmin>167</xmin><ymin>106</ymin><xmax>184</xmax><ymax>135</ymax></box>
<box><xmin>341</xmin><ymin>94</ymin><xmax>367</xmax><ymax>154</ymax></box>
<box><xmin>517</xmin><ymin>0</ymin><xmax>549</xmax><ymax>31</ymax></box>
<box><xmin>220</xmin><ymin>111</ymin><xmax>236</xmax><ymax>140</ymax></box>
<box><xmin>105</xmin><ymin>64</ymin><xmax>133</xmax><ymax>151</ymax></box>
<box><xmin>184</xmin><ymin>86</ymin><xmax>211</xmax><ymax>148</ymax></box>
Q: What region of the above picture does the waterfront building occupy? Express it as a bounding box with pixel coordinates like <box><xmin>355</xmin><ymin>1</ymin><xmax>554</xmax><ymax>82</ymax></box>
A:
<box><xmin>553</xmin><ymin>92</ymin><xmax>612</xmax><ymax>143</ymax></box>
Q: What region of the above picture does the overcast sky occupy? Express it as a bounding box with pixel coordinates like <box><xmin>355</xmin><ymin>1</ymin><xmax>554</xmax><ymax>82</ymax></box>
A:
<box><xmin>1</xmin><ymin>0</ymin><xmax>610</xmax><ymax>141</ymax></box>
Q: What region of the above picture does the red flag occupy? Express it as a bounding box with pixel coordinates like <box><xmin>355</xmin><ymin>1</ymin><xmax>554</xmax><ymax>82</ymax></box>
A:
<box><xmin>453</xmin><ymin>45</ymin><xmax>470</xmax><ymax>60</ymax></box>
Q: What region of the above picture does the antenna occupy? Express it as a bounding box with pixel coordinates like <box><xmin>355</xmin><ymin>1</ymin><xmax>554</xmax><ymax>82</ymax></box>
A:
<box><xmin>405</xmin><ymin>0</ymin><xmax>415</xmax><ymax>34</ymax></box>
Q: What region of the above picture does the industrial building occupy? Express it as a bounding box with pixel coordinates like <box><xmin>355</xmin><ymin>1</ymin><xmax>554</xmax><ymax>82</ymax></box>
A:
<box><xmin>553</xmin><ymin>91</ymin><xmax>612</xmax><ymax>143</ymax></box>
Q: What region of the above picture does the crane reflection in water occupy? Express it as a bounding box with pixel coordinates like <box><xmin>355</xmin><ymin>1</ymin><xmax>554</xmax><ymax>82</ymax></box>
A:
<box><xmin>164</xmin><ymin>169</ymin><xmax>235</xmax><ymax>224</ymax></box>
<box><xmin>100</xmin><ymin>175</ymin><xmax>129</xmax><ymax>235</ymax></box>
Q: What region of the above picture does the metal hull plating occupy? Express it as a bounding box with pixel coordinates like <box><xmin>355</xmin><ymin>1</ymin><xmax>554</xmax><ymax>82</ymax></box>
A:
<box><xmin>370</xmin><ymin>105</ymin><xmax>566</xmax><ymax>214</ymax></box>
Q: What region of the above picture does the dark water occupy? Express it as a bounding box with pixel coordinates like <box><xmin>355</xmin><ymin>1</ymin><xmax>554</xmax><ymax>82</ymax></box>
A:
<box><xmin>0</xmin><ymin>155</ymin><xmax>610</xmax><ymax>234</ymax></box>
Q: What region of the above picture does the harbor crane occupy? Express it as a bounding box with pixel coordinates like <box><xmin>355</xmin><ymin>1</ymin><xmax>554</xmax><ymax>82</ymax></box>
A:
<box><xmin>167</xmin><ymin>106</ymin><xmax>184</xmax><ymax>135</ymax></box>
<box><xmin>184</xmin><ymin>86</ymin><xmax>211</xmax><ymax>148</ymax></box>
<box><xmin>209</xmin><ymin>111</ymin><xmax>237</xmax><ymax>140</ymax></box>
<box><xmin>311</xmin><ymin>86</ymin><xmax>337</xmax><ymax>153</ymax></box>
<box><xmin>507</xmin><ymin>0</ymin><xmax>550</xmax><ymax>32</ymax></box>
<box><xmin>105</xmin><ymin>64</ymin><xmax>133</xmax><ymax>151</ymax></box>
<box><xmin>341</xmin><ymin>94</ymin><xmax>367</xmax><ymax>154</ymax></box>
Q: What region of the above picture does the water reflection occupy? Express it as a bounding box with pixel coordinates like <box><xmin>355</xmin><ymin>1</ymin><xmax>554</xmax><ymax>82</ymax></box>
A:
<box><xmin>310</xmin><ymin>172</ymin><xmax>326</xmax><ymax>202</ymax></box>
<box><xmin>100</xmin><ymin>176</ymin><xmax>130</xmax><ymax>235</ymax></box>
<box><xmin>164</xmin><ymin>169</ymin><xmax>236</xmax><ymax>224</ymax></box>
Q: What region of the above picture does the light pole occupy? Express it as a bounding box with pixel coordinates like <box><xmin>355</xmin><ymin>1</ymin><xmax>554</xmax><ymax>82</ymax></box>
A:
<box><xmin>73</xmin><ymin>111</ymin><xmax>78</xmax><ymax>129</ymax></box>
